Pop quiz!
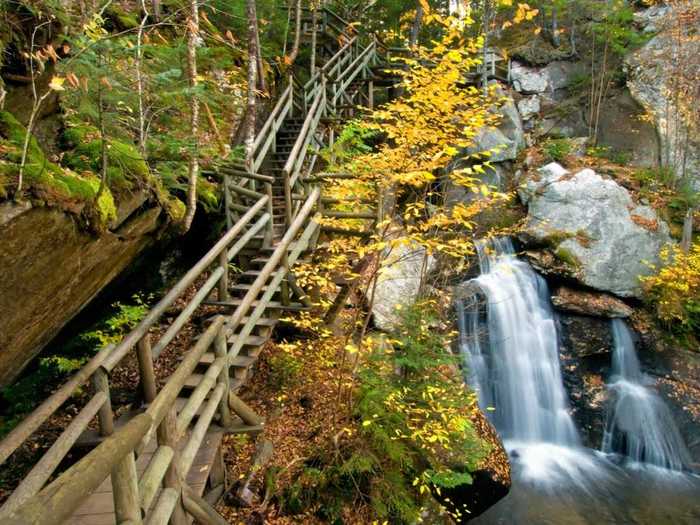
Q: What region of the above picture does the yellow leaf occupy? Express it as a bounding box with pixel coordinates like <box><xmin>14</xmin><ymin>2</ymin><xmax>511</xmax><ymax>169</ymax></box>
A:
<box><xmin>49</xmin><ymin>76</ymin><xmax>65</xmax><ymax>91</ymax></box>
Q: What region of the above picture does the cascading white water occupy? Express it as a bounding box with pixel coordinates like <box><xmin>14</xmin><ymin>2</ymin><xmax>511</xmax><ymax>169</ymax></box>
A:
<box><xmin>602</xmin><ymin>319</ymin><xmax>692</xmax><ymax>471</ymax></box>
<box><xmin>457</xmin><ymin>238</ymin><xmax>579</xmax><ymax>446</ymax></box>
<box><xmin>460</xmin><ymin>240</ymin><xmax>700</xmax><ymax>525</ymax></box>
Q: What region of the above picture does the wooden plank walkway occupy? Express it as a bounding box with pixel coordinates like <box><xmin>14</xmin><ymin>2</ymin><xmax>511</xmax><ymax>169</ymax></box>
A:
<box><xmin>68</xmin><ymin>427</ymin><xmax>224</xmax><ymax>524</ymax></box>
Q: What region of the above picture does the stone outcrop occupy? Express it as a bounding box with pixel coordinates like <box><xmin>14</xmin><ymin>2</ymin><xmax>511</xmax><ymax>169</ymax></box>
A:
<box><xmin>625</xmin><ymin>11</ymin><xmax>700</xmax><ymax>188</ymax></box>
<box><xmin>371</xmin><ymin>240</ymin><xmax>436</xmax><ymax>331</ymax></box>
<box><xmin>0</xmin><ymin>197</ymin><xmax>163</xmax><ymax>386</ymax></box>
<box><xmin>510</xmin><ymin>60</ymin><xmax>584</xmax><ymax>95</ymax></box>
<box><xmin>465</xmin><ymin>90</ymin><xmax>524</xmax><ymax>163</ymax></box>
<box><xmin>519</xmin><ymin>163</ymin><xmax>672</xmax><ymax>298</ymax></box>
<box><xmin>551</xmin><ymin>286</ymin><xmax>633</xmax><ymax>318</ymax></box>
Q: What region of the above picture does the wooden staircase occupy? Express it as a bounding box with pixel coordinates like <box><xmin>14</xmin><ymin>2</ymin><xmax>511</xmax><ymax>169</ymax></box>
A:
<box><xmin>0</xmin><ymin>8</ymin><xmax>385</xmax><ymax>525</ymax></box>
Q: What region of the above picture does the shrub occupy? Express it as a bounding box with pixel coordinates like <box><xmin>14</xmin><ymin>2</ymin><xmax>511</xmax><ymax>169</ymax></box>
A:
<box><xmin>642</xmin><ymin>243</ymin><xmax>700</xmax><ymax>336</ymax></box>
<box><xmin>543</xmin><ymin>139</ymin><xmax>572</xmax><ymax>162</ymax></box>
<box><xmin>288</xmin><ymin>302</ymin><xmax>489</xmax><ymax>523</ymax></box>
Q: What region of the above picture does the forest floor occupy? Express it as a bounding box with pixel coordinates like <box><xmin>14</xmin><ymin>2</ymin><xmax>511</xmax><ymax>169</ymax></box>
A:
<box><xmin>216</xmin><ymin>312</ymin><xmax>374</xmax><ymax>524</ymax></box>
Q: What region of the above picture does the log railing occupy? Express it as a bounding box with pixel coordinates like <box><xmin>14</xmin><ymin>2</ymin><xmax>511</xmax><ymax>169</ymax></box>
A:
<box><xmin>1</xmin><ymin>191</ymin><xmax>321</xmax><ymax>525</ymax></box>
<box><xmin>0</xmin><ymin>196</ymin><xmax>271</xmax><ymax>520</ymax></box>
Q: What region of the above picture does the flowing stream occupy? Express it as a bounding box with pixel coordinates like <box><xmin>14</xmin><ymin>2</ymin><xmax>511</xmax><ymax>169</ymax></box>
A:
<box><xmin>457</xmin><ymin>239</ymin><xmax>700</xmax><ymax>524</ymax></box>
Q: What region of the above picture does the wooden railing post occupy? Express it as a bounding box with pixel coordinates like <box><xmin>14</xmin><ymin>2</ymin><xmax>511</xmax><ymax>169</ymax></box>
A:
<box><xmin>112</xmin><ymin>451</ymin><xmax>143</xmax><ymax>525</ymax></box>
<box><xmin>214</xmin><ymin>327</ymin><xmax>233</xmax><ymax>428</ymax></box>
<box><xmin>157</xmin><ymin>408</ymin><xmax>188</xmax><ymax>525</ymax></box>
<box><xmin>264</xmin><ymin>182</ymin><xmax>274</xmax><ymax>246</ymax></box>
<box><xmin>218</xmin><ymin>249</ymin><xmax>229</xmax><ymax>301</ymax></box>
<box><xmin>136</xmin><ymin>334</ymin><xmax>158</xmax><ymax>404</ymax></box>
<box><xmin>92</xmin><ymin>368</ymin><xmax>114</xmax><ymax>437</ymax></box>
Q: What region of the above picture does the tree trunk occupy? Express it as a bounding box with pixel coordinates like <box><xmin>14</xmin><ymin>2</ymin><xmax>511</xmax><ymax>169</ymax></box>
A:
<box><xmin>245</xmin><ymin>0</ymin><xmax>259</xmax><ymax>168</ymax></box>
<box><xmin>409</xmin><ymin>1</ymin><xmax>424</xmax><ymax>47</ymax></box>
<box><xmin>182</xmin><ymin>0</ymin><xmax>200</xmax><ymax>233</ymax></box>
<box><xmin>287</xmin><ymin>0</ymin><xmax>303</xmax><ymax>65</ymax></box>
<box><xmin>681</xmin><ymin>208</ymin><xmax>695</xmax><ymax>254</ymax></box>
<box><xmin>136</xmin><ymin>0</ymin><xmax>149</xmax><ymax>156</ymax></box>
<box><xmin>254</xmin><ymin>12</ymin><xmax>266</xmax><ymax>92</ymax></box>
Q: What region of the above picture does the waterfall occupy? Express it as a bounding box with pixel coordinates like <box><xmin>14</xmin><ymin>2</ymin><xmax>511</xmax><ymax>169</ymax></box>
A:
<box><xmin>458</xmin><ymin>238</ymin><xmax>579</xmax><ymax>446</ymax></box>
<box><xmin>602</xmin><ymin>319</ymin><xmax>692</xmax><ymax>471</ymax></box>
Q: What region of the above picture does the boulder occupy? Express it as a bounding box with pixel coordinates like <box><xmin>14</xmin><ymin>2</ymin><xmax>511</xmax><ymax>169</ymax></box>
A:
<box><xmin>465</xmin><ymin>91</ymin><xmax>524</xmax><ymax>162</ymax></box>
<box><xmin>510</xmin><ymin>60</ymin><xmax>585</xmax><ymax>95</ymax></box>
<box><xmin>633</xmin><ymin>5</ymin><xmax>671</xmax><ymax>33</ymax></box>
<box><xmin>510</xmin><ymin>62</ymin><xmax>548</xmax><ymax>94</ymax></box>
<box><xmin>519</xmin><ymin>163</ymin><xmax>673</xmax><ymax>298</ymax></box>
<box><xmin>626</xmin><ymin>20</ymin><xmax>700</xmax><ymax>188</ymax></box>
<box><xmin>372</xmin><ymin>240</ymin><xmax>436</xmax><ymax>331</ymax></box>
<box><xmin>0</xmin><ymin>202</ymin><xmax>163</xmax><ymax>386</ymax></box>
<box><xmin>551</xmin><ymin>286</ymin><xmax>633</xmax><ymax>318</ymax></box>
<box><xmin>517</xmin><ymin>96</ymin><xmax>540</xmax><ymax>120</ymax></box>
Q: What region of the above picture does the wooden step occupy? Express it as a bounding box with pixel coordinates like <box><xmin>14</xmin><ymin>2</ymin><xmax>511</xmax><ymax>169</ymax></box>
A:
<box><xmin>227</xmin><ymin>333</ymin><xmax>267</xmax><ymax>347</ymax></box>
<box><xmin>205</xmin><ymin>298</ymin><xmax>309</xmax><ymax>311</ymax></box>
<box><xmin>198</xmin><ymin>353</ymin><xmax>257</xmax><ymax>369</ymax></box>
<box><xmin>183</xmin><ymin>374</ymin><xmax>244</xmax><ymax>391</ymax></box>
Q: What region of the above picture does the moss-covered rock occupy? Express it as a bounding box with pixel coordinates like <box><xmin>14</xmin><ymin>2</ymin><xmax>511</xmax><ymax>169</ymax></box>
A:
<box><xmin>0</xmin><ymin>111</ymin><xmax>116</xmax><ymax>225</ymax></box>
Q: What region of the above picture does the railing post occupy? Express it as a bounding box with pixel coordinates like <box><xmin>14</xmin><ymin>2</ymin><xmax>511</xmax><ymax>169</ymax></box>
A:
<box><xmin>136</xmin><ymin>334</ymin><xmax>158</xmax><ymax>404</ymax></box>
<box><xmin>280</xmin><ymin>250</ymin><xmax>291</xmax><ymax>307</ymax></box>
<box><xmin>112</xmin><ymin>452</ymin><xmax>143</xmax><ymax>525</ymax></box>
<box><xmin>218</xmin><ymin>249</ymin><xmax>229</xmax><ymax>301</ymax></box>
<box><xmin>284</xmin><ymin>168</ymin><xmax>293</xmax><ymax>227</ymax></box>
<box><xmin>264</xmin><ymin>182</ymin><xmax>274</xmax><ymax>246</ymax></box>
<box><xmin>157</xmin><ymin>408</ymin><xmax>188</xmax><ymax>525</ymax></box>
<box><xmin>92</xmin><ymin>368</ymin><xmax>114</xmax><ymax>437</ymax></box>
<box><xmin>214</xmin><ymin>327</ymin><xmax>233</xmax><ymax>428</ymax></box>
<box><xmin>223</xmin><ymin>174</ymin><xmax>232</xmax><ymax>230</ymax></box>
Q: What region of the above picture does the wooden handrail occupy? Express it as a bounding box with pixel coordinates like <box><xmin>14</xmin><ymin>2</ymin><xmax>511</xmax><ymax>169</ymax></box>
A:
<box><xmin>0</xmin><ymin>196</ymin><xmax>268</xmax><ymax>469</ymax></box>
<box><xmin>3</xmin><ymin>414</ymin><xmax>152</xmax><ymax>525</ymax></box>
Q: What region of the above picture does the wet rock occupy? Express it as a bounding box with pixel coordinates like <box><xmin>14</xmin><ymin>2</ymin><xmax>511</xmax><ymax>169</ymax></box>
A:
<box><xmin>519</xmin><ymin>163</ymin><xmax>673</xmax><ymax>298</ymax></box>
<box><xmin>438</xmin><ymin>408</ymin><xmax>511</xmax><ymax>522</ymax></box>
<box><xmin>558</xmin><ymin>313</ymin><xmax>614</xmax><ymax>449</ymax></box>
<box><xmin>551</xmin><ymin>286</ymin><xmax>633</xmax><ymax>318</ymax></box>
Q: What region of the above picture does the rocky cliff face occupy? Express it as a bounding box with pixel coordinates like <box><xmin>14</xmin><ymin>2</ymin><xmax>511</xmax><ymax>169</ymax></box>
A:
<box><xmin>0</xmin><ymin>194</ymin><xmax>163</xmax><ymax>386</ymax></box>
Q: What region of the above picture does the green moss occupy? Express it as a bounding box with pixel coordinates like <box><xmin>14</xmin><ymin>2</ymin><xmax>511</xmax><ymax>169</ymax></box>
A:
<box><xmin>105</xmin><ymin>5</ymin><xmax>139</xmax><ymax>30</ymax></box>
<box><xmin>554</xmin><ymin>247</ymin><xmax>582</xmax><ymax>268</ymax></box>
<box><xmin>62</xmin><ymin>124</ymin><xmax>150</xmax><ymax>190</ymax></box>
<box><xmin>542</xmin><ymin>229</ymin><xmax>575</xmax><ymax>248</ymax></box>
<box><xmin>0</xmin><ymin>111</ymin><xmax>116</xmax><ymax>224</ymax></box>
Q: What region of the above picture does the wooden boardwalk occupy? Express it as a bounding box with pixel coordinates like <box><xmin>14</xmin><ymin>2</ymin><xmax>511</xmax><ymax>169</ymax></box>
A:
<box><xmin>0</xmin><ymin>7</ymin><xmax>385</xmax><ymax>523</ymax></box>
<box><xmin>68</xmin><ymin>428</ymin><xmax>223</xmax><ymax>525</ymax></box>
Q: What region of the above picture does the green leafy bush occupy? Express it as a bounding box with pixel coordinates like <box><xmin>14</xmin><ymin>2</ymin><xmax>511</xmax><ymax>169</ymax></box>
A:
<box><xmin>284</xmin><ymin>301</ymin><xmax>489</xmax><ymax>523</ymax></box>
<box><xmin>543</xmin><ymin>139</ymin><xmax>572</xmax><ymax>162</ymax></box>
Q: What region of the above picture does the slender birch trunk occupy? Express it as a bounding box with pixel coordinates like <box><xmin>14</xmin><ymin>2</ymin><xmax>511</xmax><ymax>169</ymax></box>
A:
<box><xmin>182</xmin><ymin>0</ymin><xmax>200</xmax><ymax>232</ymax></box>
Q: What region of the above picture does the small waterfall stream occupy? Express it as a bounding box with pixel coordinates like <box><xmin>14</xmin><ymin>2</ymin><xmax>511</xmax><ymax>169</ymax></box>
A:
<box><xmin>458</xmin><ymin>239</ymin><xmax>700</xmax><ymax>524</ymax></box>
<box><xmin>602</xmin><ymin>320</ymin><xmax>692</xmax><ymax>470</ymax></box>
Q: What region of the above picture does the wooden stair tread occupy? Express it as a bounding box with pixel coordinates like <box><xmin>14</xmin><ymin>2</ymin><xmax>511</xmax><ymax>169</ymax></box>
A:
<box><xmin>205</xmin><ymin>298</ymin><xmax>309</xmax><ymax>311</ymax></box>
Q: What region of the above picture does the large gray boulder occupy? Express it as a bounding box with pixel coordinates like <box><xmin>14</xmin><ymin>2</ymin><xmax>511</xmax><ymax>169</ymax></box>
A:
<box><xmin>465</xmin><ymin>91</ymin><xmax>524</xmax><ymax>162</ymax></box>
<box><xmin>510</xmin><ymin>60</ymin><xmax>585</xmax><ymax>94</ymax></box>
<box><xmin>625</xmin><ymin>14</ymin><xmax>700</xmax><ymax>189</ymax></box>
<box><xmin>520</xmin><ymin>163</ymin><xmax>672</xmax><ymax>298</ymax></box>
<box><xmin>372</xmin><ymin>240</ymin><xmax>436</xmax><ymax>331</ymax></box>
